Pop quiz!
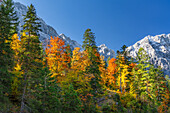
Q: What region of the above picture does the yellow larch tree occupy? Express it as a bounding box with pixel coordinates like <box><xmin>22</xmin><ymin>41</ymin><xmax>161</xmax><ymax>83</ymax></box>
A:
<box><xmin>116</xmin><ymin>56</ymin><xmax>129</xmax><ymax>94</ymax></box>
<box><xmin>10</xmin><ymin>34</ymin><xmax>23</xmax><ymax>98</ymax></box>
<box><xmin>71</xmin><ymin>47</ymin><xmax>91</xmax><ymax>72</ymax></box>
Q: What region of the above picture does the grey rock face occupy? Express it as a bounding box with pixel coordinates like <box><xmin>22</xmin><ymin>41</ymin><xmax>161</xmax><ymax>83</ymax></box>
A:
<box><xmin>126</xmin><ymin>34</ymin><xmax>170</xmax><ymax>76</ymax></box>
<box><xmin>59</xmin><ymin>33</ymin><xmax>81</xmax><ymax>50</ymax></box>
<box><xmin>98</xmin><ymin>44</ymin><xmax>115</xmax><ymax>61</ymax></box>
<box><xmin>14</xmin><ymin>2</ymin><xmax>58</xmax><ymax>45</ymax></box>
<box><xmin>14</xmin><ymin>2</ymin><xmax>84</xmax><ymax>50</ymax></box>
<box><xmin>13</xmin><ymin>1</ymin><xmax>115</xmax><ymax>60</ymax></box>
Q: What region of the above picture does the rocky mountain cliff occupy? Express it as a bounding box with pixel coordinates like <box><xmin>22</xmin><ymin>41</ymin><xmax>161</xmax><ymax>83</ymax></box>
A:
<box><xmin>98</xmin><ymin>44</ymin><xmax>115</xmax><ymax>60</ymax></box>
<box><xmin>126</xmin><ymin>34</ymin><xmax>170</xmax><ymax>76</ymax></box>
<box><xmin>13</xmin><ymin>2</ymin><xmax>115</xmax><ymax>60</ymax></box>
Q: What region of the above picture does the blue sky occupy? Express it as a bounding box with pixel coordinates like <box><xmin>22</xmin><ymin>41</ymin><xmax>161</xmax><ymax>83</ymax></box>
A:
<box><xmin>13</xmin><ymin>0</ymin><xmax>170</xmax><ymax>51</ymax></box>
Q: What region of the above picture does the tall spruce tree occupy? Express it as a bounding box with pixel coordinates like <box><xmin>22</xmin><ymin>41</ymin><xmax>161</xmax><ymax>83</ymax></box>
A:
<box><xmin>82</xmin><ymin>29</ymin><xmax>101</xmax><ymax>95</ymax></box>
<box><xmin>20</xmin><ymin>4</ymin><xmax>43</xmax><ymax>113</ymax></box>
<box><xmin>0</xmin><ymin>0</ymin><xmax>18</xmax><ymax>111</ymax></box>
<box><xmin>120</xmin><ymin>45</ymin><xmax>130</xmax><ymax>63</ymax></box>
<box><xmin>82</xmin><ymin>28</ymin><xmax>97</xmax><ymax>50</ymax></box>
<box><xmin>0</xmin><ymin>0</ymin><xmax>18</xmax><ymax>39</ymax></box>
<box><xmin>22</xmin><ymin>4</ymin><xmax>41</xmax><ymax>36</ymax></box>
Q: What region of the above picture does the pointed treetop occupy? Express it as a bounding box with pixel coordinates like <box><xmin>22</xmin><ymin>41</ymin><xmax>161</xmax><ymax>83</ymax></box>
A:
<box><xmin>22</xmin><ymin>4</ymin><xmax>41</xmax><ymax>36</ymax></box>
<box><xmin>82</xmin><ymin>28</ymin><xmax>97</xmax><ymax>50</ymax></box>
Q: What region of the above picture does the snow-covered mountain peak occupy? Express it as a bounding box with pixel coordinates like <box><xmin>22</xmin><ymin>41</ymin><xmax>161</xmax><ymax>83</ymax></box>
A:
<box><xmin>127</xmin><ymin>34</ymin><xmax>170</xmax><ymax>76</ymax></box>
<box><xmin>99</xmin><ymin>44</ymin><xmax>106</xmax><ymax>47</ymax></box>
<box><xmin>98</xmin><ymin>44</ymin><xmax>115</xmax><ymax>60</ymax></box>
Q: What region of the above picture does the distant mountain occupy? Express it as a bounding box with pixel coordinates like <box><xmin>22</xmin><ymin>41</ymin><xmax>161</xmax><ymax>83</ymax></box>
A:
<box><xmin>13</xmin><ymin>2</ymin><xmax>170</xmax><ymax>76</ymax></box>
<box><xmin>14</xmin><ymin>2</ymin><xmax>115</xmax><ymax>60</ymax></box>
<box><xmin>14</xmin><ymin>2</ymin><xmax>58</xmax><ymax>46</ymax></box>
<box><xmin>126</xmin><ymin>34</ymin><xmax>170</xmax><ymax>76</ymax></box>
<box><xmin>98</xmin><ymin>44</ymin><xmax>115</xmax><ymax>60</ymax></box>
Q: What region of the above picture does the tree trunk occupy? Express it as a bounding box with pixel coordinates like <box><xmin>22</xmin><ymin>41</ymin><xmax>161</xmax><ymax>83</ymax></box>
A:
<box><xmin>20</xmin><ymin>73</ymin><xmax>27</xmax><ymax>113</ymax></box>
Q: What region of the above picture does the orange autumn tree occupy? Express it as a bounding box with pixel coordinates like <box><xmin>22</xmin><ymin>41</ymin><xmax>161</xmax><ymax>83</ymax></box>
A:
<box><xmin>107</xmin><ymin>58</ymin><xmax>117</xmax><ymax>86</ymax></box>
<box><xmin>100</xmin><ymin>58</ymin><xmax>117</xmax><ymax>90</ymax></box>
<box><xmin>45</xmin><ymin>36</ymin><xmax>70</xmax><ymax>80</ymax></box>
<box><xmin>99</xmin><ymin>55</ymin><xmax>107</xmax><ymax>85</ymax></box>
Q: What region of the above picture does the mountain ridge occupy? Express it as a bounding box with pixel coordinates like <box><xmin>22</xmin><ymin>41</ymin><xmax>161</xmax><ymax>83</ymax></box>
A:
<box><xmin>126</xmin><ymin>33</ymin><xmax>170</xmax><ymax>76</ymax></box>
<box><xmin>14</xmin><ymin>1</ymin><xmax>115</xmax><ymax>60</ymax></box>
<box><xmin>14</xmin><ymin>1</ymin><xmax>169</xmax><ymax>76</ymax></box>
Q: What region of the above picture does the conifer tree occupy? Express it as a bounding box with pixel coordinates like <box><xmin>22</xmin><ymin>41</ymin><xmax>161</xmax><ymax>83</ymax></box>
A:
<box><xmin>133</xmin><ymin>48</ymin><xmax>150</xmax><ymax>98</ymax></box>
<box><xmin>19</xmin><ymin>4</ymin><xmax>43</xmax><ymax>112</ymax></box>
<box><xmin>0</xmin><ymin>0</ymin><xmax>19</xmax><ymax>91</ymax></box>
<box><xmin>28</xmin><ymin>68</ymin><xmax>62</xmax><ymax>112</ymax></box>
<box><xmin>120</xmin><ymin>45</ymin><xmax>130</xmax><ymax>64</ymax></box>
<box><xmin>82</xmin><ymin>29</ymin><xmax>101</xmax><ymax>95</ymax></box>
<box><xmin>22</xmin><ymin>4</ymin><xmax>41</xmax><ymax>36</ymax></box>
<box><xmin>127</xmin><ymin>48</ymin><xmax>170</xmax><ymax>112</ymax></box>
<box><xmin>82</xmin><ymin>28</ymin><xmax>97</xmax><ymax>50</ymax></box>
<box><xmin>0</xmin><ymin>0</ymin><xmax>18</xmax><ymax>111</ymax></box>
<box><xmin>0</xmin><ymin>0</ymin><xmax>19</xmax><ymax>39</ymax></box>
<box><xmin>82</xmin><ymin>29</ymin><xmax>100</xmax><ymax>72</ymax></box>
<box><xmin>62</xmin><ymin>84</ymin><xmax>82</xmax><ymax>112</ymax></box>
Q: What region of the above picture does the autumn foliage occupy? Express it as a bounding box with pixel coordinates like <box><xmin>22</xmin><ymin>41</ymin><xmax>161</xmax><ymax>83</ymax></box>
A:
<box><xmin>45</xmin><ymin>36</ymin><xmax>71</xmax><ymax>79</ymax></box>
<box><xmin>1</xmin><ymin>15</ymin><xmax>170</xmax><ymax>112</ymax></box>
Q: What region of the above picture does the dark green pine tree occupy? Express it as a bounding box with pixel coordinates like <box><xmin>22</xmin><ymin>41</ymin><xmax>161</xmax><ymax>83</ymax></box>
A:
<box><xmin>22</xmin><ymin>4</ymin><xmax>41</xmax><ymax>36</ymax></box>
<box><xmin>82</xmin><ymin>28</ymin><xmax>101</xmax><ymax>95</ymax></box>
<box><xmin>62</xmin><ymin>84</ymin><xmax>82</xmax><ymax>112</ymax></box>
<box><xmin>82</xmin><ymin>28</ymin><xmax>97</xmax><ymax>50</ymax></box>
<box><xmin>0</xmin><ymin>0</ymin><xmax>18</xmax><ymax>111</ymax></box>
<box><xmin>19</xmin><ymin>4</ymin><xmax>43</xmax><ymax>113</ymax></box>
<box><xmin>119</xmin><ymin>45</ymin><xmax>131</xmax><ymax>65</ymax></box>
<box><xmin>28</xmin><ymin>68</ymin><xmax>62</xmax><ymax>112</ymax></box>
<box><xmin>0</xmin><ymin>0</ymin><xmax>19</xmax><ymax>39</ymax></box>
